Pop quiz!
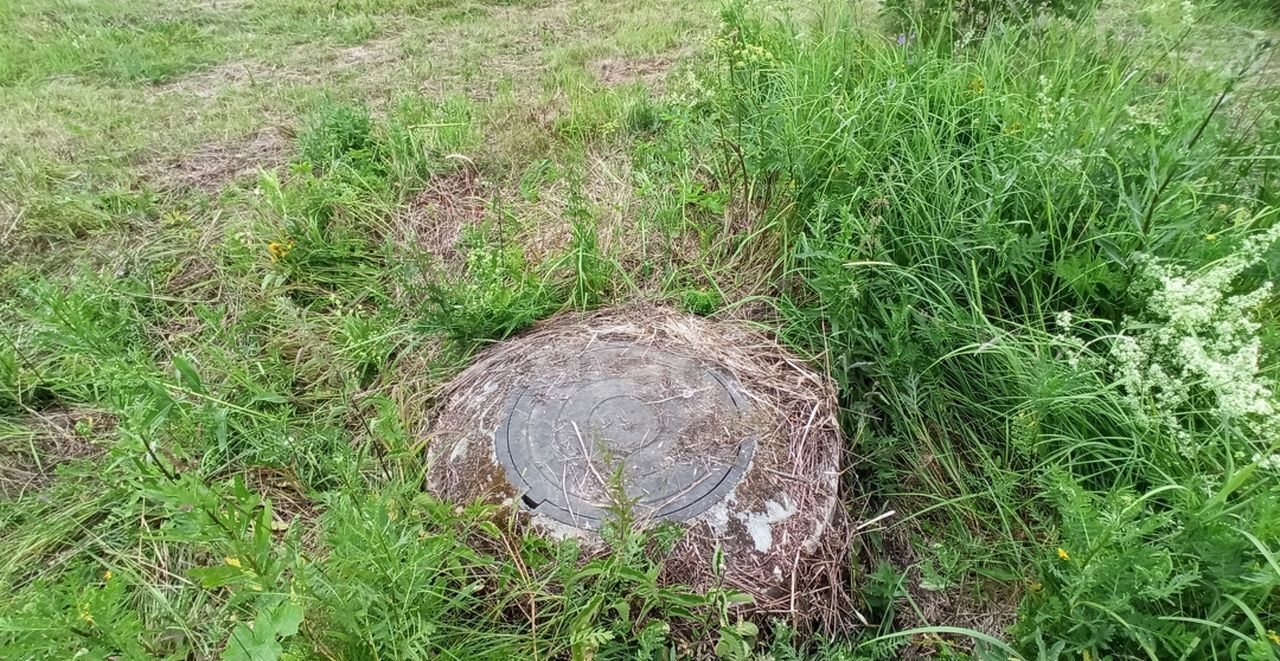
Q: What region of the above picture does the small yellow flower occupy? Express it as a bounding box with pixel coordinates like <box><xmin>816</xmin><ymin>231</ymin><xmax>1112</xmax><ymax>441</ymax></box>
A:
<box><xmin>267</xmin><ymin>239</ymin><xmax>295</xmax><ymax>262</ymax></box>
<box><xmin>79</xmin><ymin>605</ymin><xmax>95</xmax><ymax>626</ymax></box>
<box><xmin>1027</xmin><ymin>579</ymin><xmax>1043</xmax><ymax>592</ymax></box>
<box><xmin>968</xmin><ymin>76</ymin><xmax>986</xmax><ymax>94</ymax></box>
<box><xmin>1205</xmin><ymin>233</ymin><xmax>1217</xmax><ymax>241</ymax></box>
<box><xmin>103</xmin><ymin>570</ymin><xmax>112</xmax><ymax>581</ymax></box>
<box><xmin>1268</xmin><ymin>630</ymin><xmax>1280</xmax><ymax>645</ymax></box>
<box><xmin>1057</xmin><ymin>548</ymin><xmax>1071</xmax><ymax>561</ymax></box>
<box><xmin>224</xmin><ymin>557</ymin><xmax>242</xmax><ymax>569</ymax></box>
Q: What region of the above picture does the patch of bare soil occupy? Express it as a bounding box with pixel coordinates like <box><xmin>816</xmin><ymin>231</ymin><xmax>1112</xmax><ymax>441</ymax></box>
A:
<box><xmin>150</xmin><ymin>126</ymin><xmax>292</xmax><ymax>193</ymax></box>
<box><xmin>393</xmin><ymin>167</ymin><xmax>488</xmax><ymax>262</ymax></box>
<box><xmin>152</xmin><ymin>60</ymin><xmax>280</xmax><ymax>100</ymax></box>
<box><xmin>587</xmin><ymin>55</ymin><xmax>677</xmax><ymax>88</ymax></box>
<box><xmin>0</xmin><ymin>408</ymin><xmax>113</xmax><ymax>498</ymax></box>
<box><xmin>873</xmin><ymin>513</ymin><xmax>1022</xmax><ymax>657</ymax></box>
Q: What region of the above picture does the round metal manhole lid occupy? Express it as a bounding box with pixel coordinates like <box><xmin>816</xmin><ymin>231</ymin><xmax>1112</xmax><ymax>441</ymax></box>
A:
<box><xmin>496</xmin><ymin>342</ymin><xmax>756</xmax><ymax>528</ymax></box>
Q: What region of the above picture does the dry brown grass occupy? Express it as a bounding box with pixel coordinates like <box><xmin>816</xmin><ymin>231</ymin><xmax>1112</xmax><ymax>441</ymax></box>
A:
<box><xmin>0</xmin><ymin>407</ymin><xmax>113</xmax><ymax>498</ymax></box>
<box><xmin>242</xmin><ymin>465</ymin><xmax>322</xmax><ymax>534</ymax></box>
<box><xmin>506</xmin><ymin>148</ymin><xmax>641</xmax><ymax>265</ymax></box>
<box><xmin>587</xmin><ymin>55</ymin><xmax>679</xmax><ymax>88</ymax></box>
<box><xmin>392</xmin><ymin>165</ymin><xmax>489</xmax><ymax>264</ymax></box>
<box><xmin>146</xmin><ymin>126</ymin><xmax>293</xmax><ymax>193</ymax></box>
<box><xmin>151</xmin><ymin>60</ymin><xmax>281</xmax><ymax>101</ymax></box>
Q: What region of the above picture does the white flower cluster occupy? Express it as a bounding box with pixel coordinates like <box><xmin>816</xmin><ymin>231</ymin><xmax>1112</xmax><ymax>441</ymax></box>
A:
<box><xmin>1124</xmin><ymin>102</ymin><xmax>1170</xmax><ymax>136</ymax></box>
<box><xmin>1254</xmin><ymin>453</ymin><xmax>1280</xmax><ymax>473</ymax></box>
<box><xmin>1050</xmin><ymin>310</ymin><xmax>1089</xmax><ymax>368</ymax></box>
<box><xmin>1111</xmin><ymin>222</ymin><xmax>1280</xmax><ymax>457</ymax></box>
<box><xmin>1180</xmin><ymin>0</ymin><xmax>1196</xmax><ymax>27</ymax></box>
<box><xmin>1036</xmin><ymin>75</ymin><xmax>1056</xmax><ymax>133</ymax></box>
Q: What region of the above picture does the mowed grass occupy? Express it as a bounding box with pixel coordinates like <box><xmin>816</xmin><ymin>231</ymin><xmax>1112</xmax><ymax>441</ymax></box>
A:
<box><xmin>2</xmin><ymin>0</ymin><xmax>1280</xmax><ymax>659</ymax></box>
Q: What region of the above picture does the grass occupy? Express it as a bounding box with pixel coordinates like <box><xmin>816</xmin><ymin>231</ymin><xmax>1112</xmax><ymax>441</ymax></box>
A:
<box><xmin>2</xmin><ymin>0</ymin><xmax>1279</xmax><ymax>658</ymax></box>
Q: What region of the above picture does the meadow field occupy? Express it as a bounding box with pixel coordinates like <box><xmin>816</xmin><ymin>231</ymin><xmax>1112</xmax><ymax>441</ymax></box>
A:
<box><xmin>2</xmin><ymin>0</ymin><xmax>1279</xmax><ymax>658</ymax></box>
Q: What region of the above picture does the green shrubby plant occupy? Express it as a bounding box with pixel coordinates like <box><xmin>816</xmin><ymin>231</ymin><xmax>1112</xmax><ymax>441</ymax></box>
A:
<box><xmin>298</xmin><ymin>103</ymin><xmax>379</xmax><ymax>173</ymax></box>
<box><xmin>421</xmin><ymin>233</ymin><xmax>558</xmax><ymax>343</ymax></box>
<box><xmin>0</xmin><ymin>564</ymin><xmax>151</xmax><ymax>659</ymax></box>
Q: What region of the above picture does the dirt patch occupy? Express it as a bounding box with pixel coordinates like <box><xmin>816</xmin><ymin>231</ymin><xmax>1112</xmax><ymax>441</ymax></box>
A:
<box><xmin>149</xmin><ymin>126</ymin><xmax>292</xmax><ymax>193</ymax></box>
<box><xmin>152</xmin><ymin>60</ymin><xmax>280</xmax><ymax>100</ymax></box>
<box><xmin>587</xmin><ymin>55</ymin><xmax>676</xmax><ymax>88</ymax></box>
<box><xmin>393</xmin><ymin>167</ymin><xmax>488</xmax><ymax>262</ymax></box>
<box><xmin>0</xmin><ymin>408</ymin><xmax>113</xmax><ymax>498</ymax></box>
<box><xmin>865</xmin><ymin>509</ymin><xmax>1022</xmax><ymax>657</ymax></box>
<box><xmin>242</xmin><ymin>465</ymin><xmax>321</xmax><ymax>533</ymax></box>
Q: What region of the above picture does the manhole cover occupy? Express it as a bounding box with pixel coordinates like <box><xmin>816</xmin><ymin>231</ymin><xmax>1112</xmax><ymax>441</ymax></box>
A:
<box><xmin>496</xmin><ymin>342</ymin><xmax>756</xmax><ymax>528</ymax></box>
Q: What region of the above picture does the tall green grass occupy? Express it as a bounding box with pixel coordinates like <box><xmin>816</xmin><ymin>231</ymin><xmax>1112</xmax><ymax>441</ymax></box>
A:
<box><xmin>695</xmin><ymin>0</ymin><xmax>1280</xmax><ymax>657</ymax></box>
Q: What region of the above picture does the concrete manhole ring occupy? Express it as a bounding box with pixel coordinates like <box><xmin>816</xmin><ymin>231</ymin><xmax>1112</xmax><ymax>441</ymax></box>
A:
<box><xmin>422</xmin><ymin>307</ymin><xmax>848</xmax><ymax>621</ymax></box>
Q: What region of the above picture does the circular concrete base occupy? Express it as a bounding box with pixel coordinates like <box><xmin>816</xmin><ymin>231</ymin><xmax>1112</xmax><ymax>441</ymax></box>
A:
<box><xmin>423</xmin><ymin>307</ymin><xmax>846</xmax><ymax>619</ymax></box>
